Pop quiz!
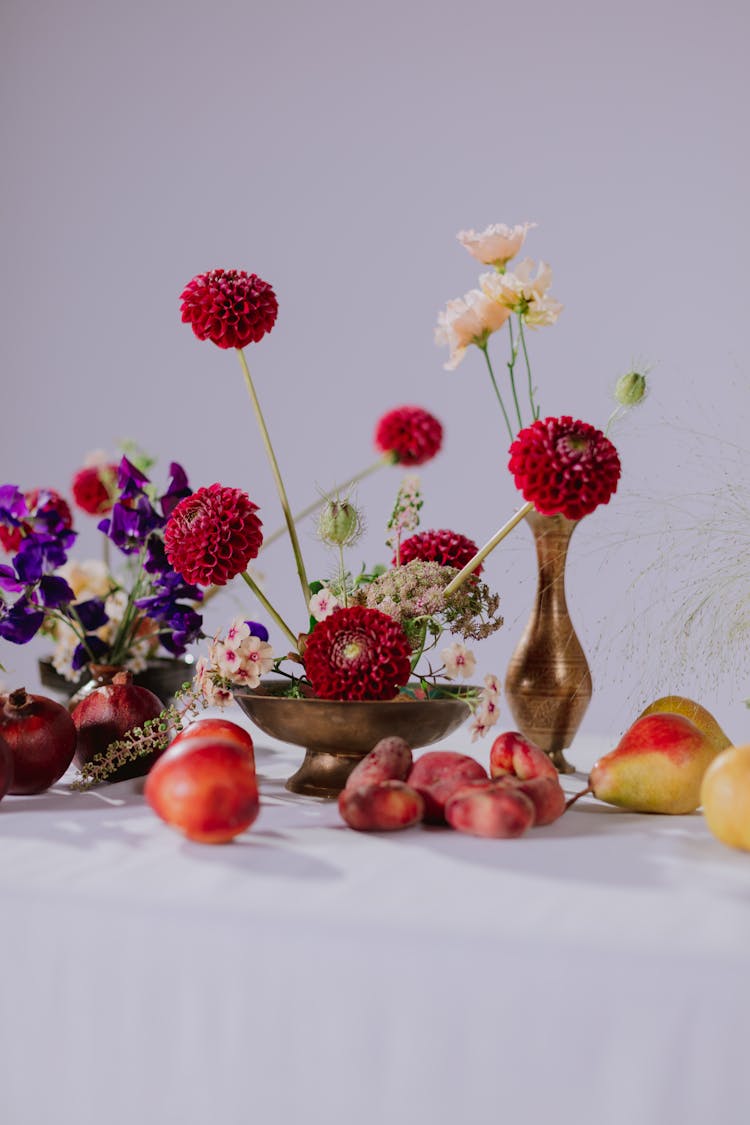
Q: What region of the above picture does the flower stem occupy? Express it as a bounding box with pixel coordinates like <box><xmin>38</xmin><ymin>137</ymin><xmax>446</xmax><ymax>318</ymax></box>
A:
<box><xmin>260</xmin><ymin>457</ymin><xmax>390</xmax><ymax>550</ymax></box>
<box><xmin>236</xmin><ymin>348</ymin><xmax>311</xmax><ymax>608</ymax></box>
<box><xmin>480</xmin><ymin>344</ymin><xmax>514</xmax><ymax>443</ymax></box>
<box><xmin>240</xmin><ymin>570</ymin><xmax>298</xmax><ymax>649</ymax></box>
<box><xmin>518</xmin><ymin>315</ymin><xmax>538</xmax><ymax>420</ymax></box>
<box><xmin>506</xmin><ymin>318</ymin><xmax>523</xmax><ymax>432</ymax></box>
<box><xmin>338</xmin><ymin>543</ymin><xmax>348</xmax><ymax>608</ymax></box>
<box><xmin>443</xmin><ymin>501</ymin><xmax>534</xmax><ymax>596</ymax></box>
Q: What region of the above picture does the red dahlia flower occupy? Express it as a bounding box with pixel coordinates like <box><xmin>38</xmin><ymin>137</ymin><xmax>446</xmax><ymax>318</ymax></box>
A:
<box><xmin>0</xmin><ymin>489</ymin><xmax>73</xmax><ymax>554</ymax></box>
<box><xmin>304</xmin><ymin>606</ymin><xmax>412</xmax><ymax>701</ymax></box>
<box><xmin>72</xmin><ymin>464</ymin><xmax>118</xmax><ymax>515</ymax></box>
<box><xmin>396</xmin><ymin>529</ymin><xmax>482</xmax><ymax>574</ymax></box>
<box><xmin>374</xmin><ymin>405</ymin><xmax>443</xmax><ymax>466</ymax></box>
<box><xmin>165</xmin><ymin>484</ymin><xmax>263</xmax><ymax>586</ymax></box>
<box><xmin>180</xmin><ymin>269</ymin><xmax>278</xmax><ymax>350</ymax></box>
<box><xmin>508</xmin><ymin>416</ymin><xmax>621</xmax><ymax>521</ymax></box>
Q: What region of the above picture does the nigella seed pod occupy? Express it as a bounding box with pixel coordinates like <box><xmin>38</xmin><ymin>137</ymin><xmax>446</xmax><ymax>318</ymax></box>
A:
<box><xmin>614</xmin><ymin>371</ymin><xmax>647</xmax><ymax>407</ymax></box>
<box><xmin>317</xmin><ymin>499</ymin><xmax>363</xmax><ymax>547</ymax></box>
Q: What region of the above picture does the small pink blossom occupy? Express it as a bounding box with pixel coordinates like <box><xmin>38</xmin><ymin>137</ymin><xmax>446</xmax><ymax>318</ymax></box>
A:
<box><xmin>441</xmin><ymin>641</ymin><xmax>477</xmax><ymax>680</ymax></box>
<box><xmin>435</xmin><ymin>289</ymin><xmax>511</xmax><ymax>370</ymax></box>
<box><xmin>483</xmin><ymin>673</ymin><xmax>501</xmax><ymax>697</ymax></box>
<box><xmin>457</xmin><ymin>222</ymin><xmax>536</xmax><ymax>267</ymax></box>
<box><xmin>309</xmin><ymin>588</ymin><xmax>341</xmax><ymax>622</ymax></box>
<box><xmin>226</xmin><ymin>619</ymin><xmax>251</xmax><ymax>646</ymax></box>
<box><xmin>468</xmin><ymin>672</ymin><xmax>502</xmax><ymax>740</ymax></box>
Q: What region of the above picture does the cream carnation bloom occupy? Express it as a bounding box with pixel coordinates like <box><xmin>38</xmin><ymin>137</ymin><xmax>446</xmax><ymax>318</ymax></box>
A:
<box><xmin>435</xmin><ymin>289</ymin><xmax>511</xmax><ymax>370</ymax></box>
<box><xmin>481</xmin><ymin>259</ymin><xmax>562</xmax><ymax>328</ymax></box>
<box><xmin>457</xmin><ymin>222</ymin><xmax>536</xmax><ymax>266</ymax></box>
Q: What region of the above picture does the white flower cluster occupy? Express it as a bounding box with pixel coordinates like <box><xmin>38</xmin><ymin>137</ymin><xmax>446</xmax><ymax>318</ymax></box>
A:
<box><xmin>51</xmin><ymin>559</ymin><xmax>152</xmax><ymax>682</ymax></box>
<box><xmin>194</xmin><ymin>618</ymin><xmax>274</xmax><ymax>708</ymax></box>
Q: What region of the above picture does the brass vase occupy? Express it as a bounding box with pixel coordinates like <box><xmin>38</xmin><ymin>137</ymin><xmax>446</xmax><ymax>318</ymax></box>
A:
<box><xmin>504</xmin><ymin>509</ymin><xmax>592</xmax><ymax>773</ymax></box>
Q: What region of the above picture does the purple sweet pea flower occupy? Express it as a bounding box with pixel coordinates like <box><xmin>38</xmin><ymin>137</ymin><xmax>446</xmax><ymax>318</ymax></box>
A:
<box><xmin>73</xmin><ymin>598</ymin><xmax>109</xmax><ymax>632</ymax></box>
<box><xmin>39</xmin><ymin>575</ymin><xmax>76</xmax><ymax>608</ymax></box>
<box><xmin>0</xmin><ymin>599</ymin><xmax>46</xmax><ymax>644</ymax></box>
<box><xmin>0</xmin><ymin>565</ymin><xmax>26</xmax><ymax>593</ymax></box>
<box><xmin>245</xmin><ymin>620</ymin><xmax>270</xmax><ymax>642</ymax></box>
<box><xmin>0</xmin><ymin>484</ymin><xmax>28</xmax><ymax>531</ymax></box>
<box><xmin>71</xmin><ymin>635</ymin><xmax>110</xmax><ymax>671</ymax></box>
<box><xmin>116</xmin><ymin>456</ymin><xmax>150</xmax><ymax>501</ymax></box>
<box><xmin>160</xmin><ymin>462</ymin><xmax>192</xmax><ymax>520</ymax></box>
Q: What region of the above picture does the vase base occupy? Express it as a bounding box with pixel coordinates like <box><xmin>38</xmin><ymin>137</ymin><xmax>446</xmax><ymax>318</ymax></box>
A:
<box><xmin>546</xmin><ymin>747</ymin><xmax>576</xmax><ymax>775</ymax></box>
<box><xmin>285</xmin><ymin>748</ymin><xmax>359</xmax><ymax>799</ymax></box>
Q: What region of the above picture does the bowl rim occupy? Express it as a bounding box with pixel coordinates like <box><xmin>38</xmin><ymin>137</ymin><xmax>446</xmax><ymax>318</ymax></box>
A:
<box><xmin>232</xmin><ymin>677</ymin><xmax>478</xmax><ymax>707</ymax></box>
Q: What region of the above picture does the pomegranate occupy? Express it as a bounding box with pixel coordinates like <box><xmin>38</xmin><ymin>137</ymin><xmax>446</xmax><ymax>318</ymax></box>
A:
<box><xmin>72</xmin><ymin>670</ymin><xmax>165</xmax><ymax>782</ymax></box>
<box><xmin>0</xmin><ymin>732</ymin><xmax>13</xmax><ymax>800</ymax></box>
<box><xmin>170</xmin><ymin>717</ymin><xmax>255</xmax><ymax>766</ymax></box>
<box><xmin>0</xmin><ymin>688</ymin><xmax>78</xmax><ymax>794</ymax></box>
<box><xmin>145</xmin><ymin>736</ymin><xmax>259</xmax><ymax>843</ymax></box>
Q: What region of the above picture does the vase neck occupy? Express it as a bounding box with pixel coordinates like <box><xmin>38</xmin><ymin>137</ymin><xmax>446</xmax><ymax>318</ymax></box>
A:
<box><xmin>526</xmin><ymin>511</ymin><xmax>578</xmax><ymax>607</ymax></box>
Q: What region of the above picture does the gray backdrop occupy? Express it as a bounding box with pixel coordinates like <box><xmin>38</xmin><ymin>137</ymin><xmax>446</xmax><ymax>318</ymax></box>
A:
<box><xmin>2</xmin><ymin>0</ymin><xmax>748</xmax><ymax>740</ymax></box>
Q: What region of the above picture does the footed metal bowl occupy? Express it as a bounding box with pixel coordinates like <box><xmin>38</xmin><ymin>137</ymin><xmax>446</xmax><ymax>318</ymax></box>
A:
<box><xmin>233</xmin><ymin>680</ymin><xmax>474</xmax><ymax>798</ymax></box>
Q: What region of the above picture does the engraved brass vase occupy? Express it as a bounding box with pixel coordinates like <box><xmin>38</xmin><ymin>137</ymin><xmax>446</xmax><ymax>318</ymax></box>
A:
<box><xmin>504</xmin><ymin>510</ymin><xmax>592</xmax><ymax>773</ymax></box>
<box><xmin>233</xmin><ymin>680</ymin><xmax>473</xmax><ymax>798</ymax></box>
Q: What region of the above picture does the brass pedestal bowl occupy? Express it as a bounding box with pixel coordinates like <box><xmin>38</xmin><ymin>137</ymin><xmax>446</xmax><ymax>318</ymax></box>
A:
<box><xmin>233</xmin><ymin>680</ymin><xmax>473</xmax><ymax>798</ymax></box>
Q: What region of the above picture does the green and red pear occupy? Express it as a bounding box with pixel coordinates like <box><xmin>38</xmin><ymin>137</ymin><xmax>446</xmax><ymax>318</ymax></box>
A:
<box><xmin>590</xmin><ymin>712</ymin><xmax>720</xmax><ymax>815</ymax></box>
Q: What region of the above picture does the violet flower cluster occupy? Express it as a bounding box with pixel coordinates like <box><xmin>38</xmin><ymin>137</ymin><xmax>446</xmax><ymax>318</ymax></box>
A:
<box><xmin>0</xmin><ymin>458</ymin><xmax>204</xmax><ymax>671</ymax></box>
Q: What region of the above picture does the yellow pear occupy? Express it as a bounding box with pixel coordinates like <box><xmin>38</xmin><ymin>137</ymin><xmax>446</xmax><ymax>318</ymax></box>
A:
<box><xmin>638</xmin><ymin>695</ymin><xmax>731</xmax><ymax>754</ymax></box>
<box><xmin>590</xmin><ymin>713</ymin><xmax>719</xmax><ymax>814</ymax></box>
<box><xmin>700</xmin><ymin>745</ymin><xmax>750</xmax><ymax>850</ymax></box>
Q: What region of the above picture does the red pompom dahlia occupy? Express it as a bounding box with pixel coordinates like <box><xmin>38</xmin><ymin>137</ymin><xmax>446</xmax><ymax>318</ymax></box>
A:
<box><xmin>0</xmin><ymin>489</ymin><xmax>73</xmax><ymax>554</ymax></box>
<box><xmin>72</xmin><ymin>465</ymin><xmax>117</xmax><ymax>515</ymax></box>
<box><xmin>165</xmin><ymin>484</ymin><xmax>263</xmax><ymax>587</ymax></box>
<box><xmin>180</xmin><ymin>269</ymin><xmax>278</xmax><ymax>350</ymax></box>
<box><xmin>374</xmin><ymin>405</ymin><xmax>443</xmax><ymax>466</ymax></box>
<box><xmin>508</xmin><ymin>416</ymin><xmax>621</xmax><ymax>521</ymax></box>
<box><xmin>304</xmin><ymin>606</ymin><xmax>412</xmax><ymax>701</ymax></box>
<box><xmin>396</xmin><ymin>529</ymin><xmax>482</xmax><ymax>574</ymax></box>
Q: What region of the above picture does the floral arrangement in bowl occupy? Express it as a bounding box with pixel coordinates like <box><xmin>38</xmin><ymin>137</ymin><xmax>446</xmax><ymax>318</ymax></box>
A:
<box><xmin>68</xmin><ymin>241</ymin><xmax>647</xmax><ymax>789</ymax></box>
<box><xmin>0</xmin><ymin>455</ymin><xmax>204</xmax><ymax>683</ymax></box>
<box><xmin>71</xmin><ymin>269</ymin><xmax>505</xmax><ymax>788</ymax></box>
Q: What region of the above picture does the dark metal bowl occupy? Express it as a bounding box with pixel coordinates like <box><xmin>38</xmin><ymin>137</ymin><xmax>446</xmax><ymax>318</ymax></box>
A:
<box><xmin>233</xmin><ymin>679</ymin><xmax>473</xmax><ymax>798</ymax></box>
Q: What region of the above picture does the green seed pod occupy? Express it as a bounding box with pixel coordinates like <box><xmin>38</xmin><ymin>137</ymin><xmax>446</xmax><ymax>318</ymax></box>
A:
<box><xmin>318</xmin><ymin>498</ymin><xmax>364</xmax><ymax>547</ymax></box>
<box><xmin>614</xmin><ymin>370</ymin><xmax>647</xmax><ymax>407</ymax></box>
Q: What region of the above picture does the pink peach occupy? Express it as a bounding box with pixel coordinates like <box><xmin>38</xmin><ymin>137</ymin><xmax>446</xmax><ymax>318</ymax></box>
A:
<box><xmin>345</xmin><ymin>736</ymin><xmax>412</xmax><ymax>791</ymax></box>
<box><xmin>338</xmin><ymin>780</ymin><xmax>424</xmax><ymax>832</ymax></box>
<box><xmin>407</xmin><ymin>751</ymin><xmax>488</xmax><ymax>824</ymax></box>
<box><xmin>445</xmin><ymin>784</ymin><xmax>535</xmax><ymax>838</ymax></box>
<box><xmin>489</xmin><ymin>731</ymin><xmax>558</xmax><ymax>781</ymax></box>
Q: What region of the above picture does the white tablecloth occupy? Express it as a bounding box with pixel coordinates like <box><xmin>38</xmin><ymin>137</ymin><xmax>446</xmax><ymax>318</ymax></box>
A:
<box><xmin>2</xmin><ymin>714</ymin><xmax>750</xmax><ymax>1125</ymax></box>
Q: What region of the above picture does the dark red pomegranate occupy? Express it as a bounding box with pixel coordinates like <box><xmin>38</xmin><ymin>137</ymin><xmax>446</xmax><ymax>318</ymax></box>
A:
<box><xmin>0</xmin><ymin>688</ymin><xmax>78</xmax><ymax>794</ymax></box>
<box><xmin>0</xmin><ymin>732</ymin><xmax>13</xmax><ymax>800</ymax></box>
<box><xmin>71</xmin><ymin>670</ymin><xmax>165</xmax><ymax>783</ymax></box>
